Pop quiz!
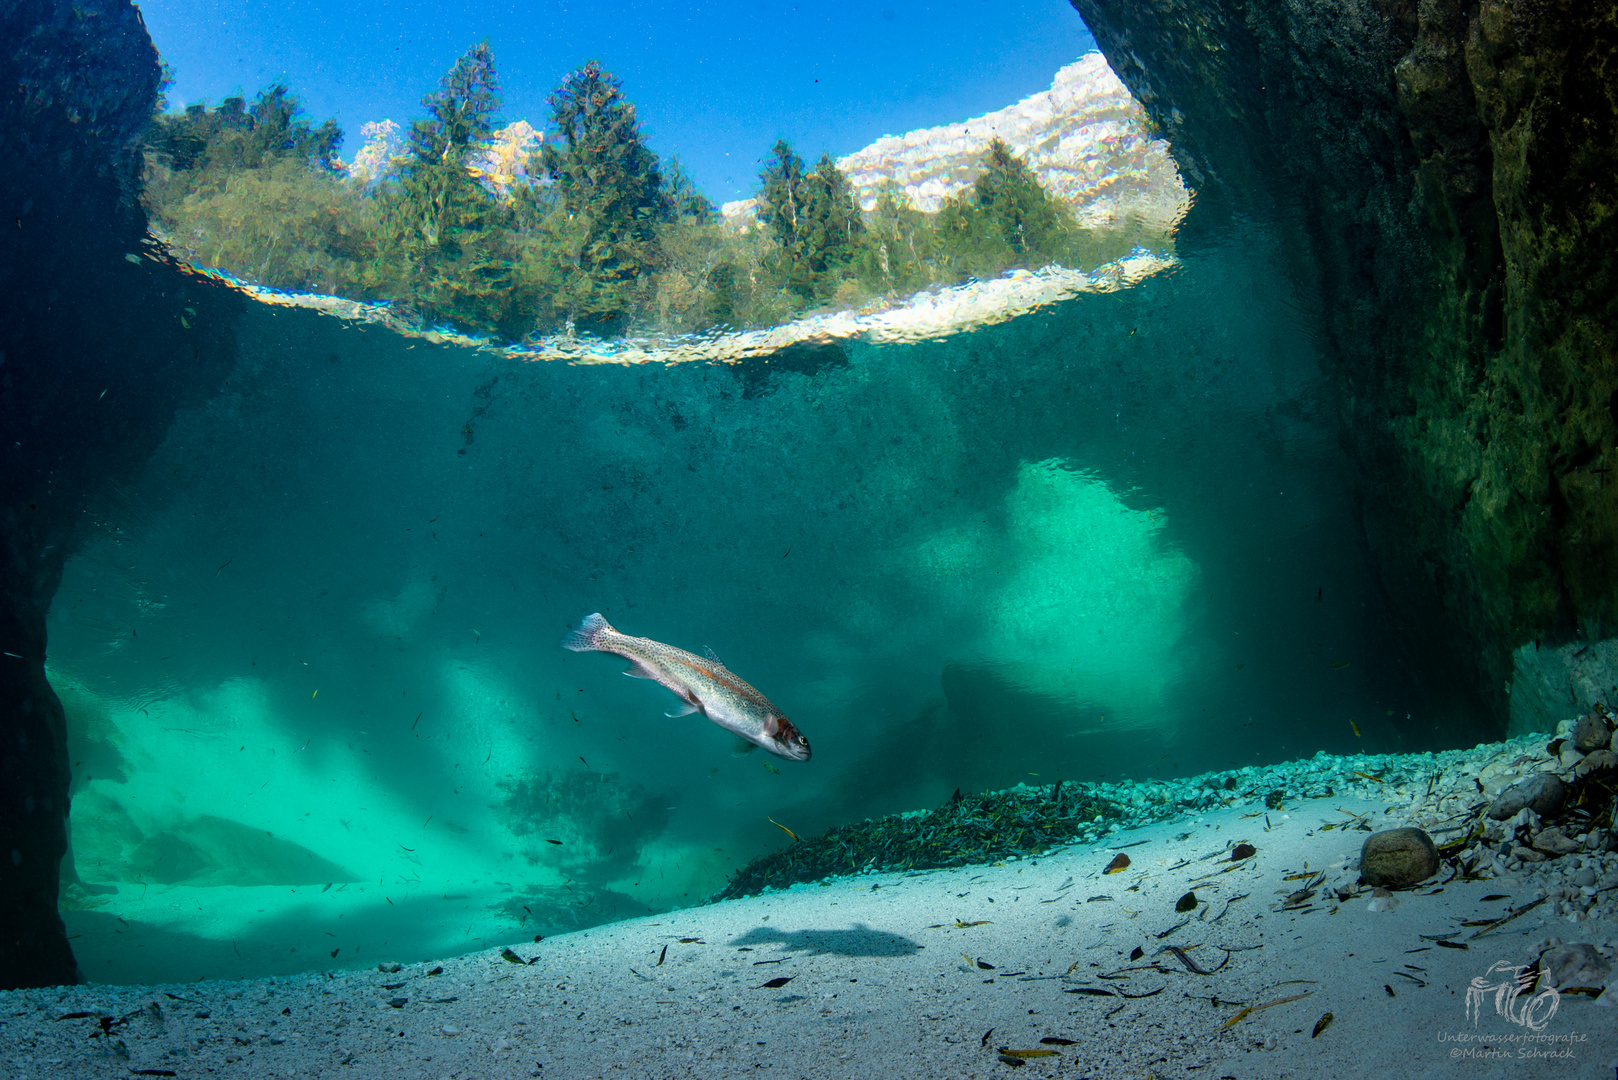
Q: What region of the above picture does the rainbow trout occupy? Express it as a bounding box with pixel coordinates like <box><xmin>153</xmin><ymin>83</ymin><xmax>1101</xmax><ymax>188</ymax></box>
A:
<box><xmin>562</xmin><ymin>613</ymin><xmax>811</xmax><ymax>762</ymax></box>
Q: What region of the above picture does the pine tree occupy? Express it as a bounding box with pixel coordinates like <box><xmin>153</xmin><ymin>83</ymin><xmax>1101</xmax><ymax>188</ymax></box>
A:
<box><xmin>387</xmin><ymin>42</ymin><xmax>518</xmax><ymax>334</ymax></box>
<box><xmin>538</xmin><ymin>61</ymin><xmax>672</xmax><ymax>332</ymax></box>
<box><xmin>147</xmin><ymin>84</ymin><xmax>340</xmax><ymax>175</ymax></box>
<box><xmin>756</xmin><ymin>140</ymin><xmax>865</xmax><ymax>302</ymax></box>
<box><xmin>757</xmin><ymin>139</ymin><xmax>807</xmax><ymax>251</ymax></box>
<box><xmin>971</xmin><ymin>138</ymin><xmax>1067</xmax><ymax>259</ymax></box>
<box><xmin>662</xmin><ymin>155</ymin><xmax>715</xmax><ymax>223</ymax></box>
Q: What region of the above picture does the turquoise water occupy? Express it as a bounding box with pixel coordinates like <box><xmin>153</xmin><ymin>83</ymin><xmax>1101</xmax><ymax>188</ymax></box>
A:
<box><xmin>46</xmin><ymin>215</ymin><xmax>1411</xmax><ymax>983</ymax></box>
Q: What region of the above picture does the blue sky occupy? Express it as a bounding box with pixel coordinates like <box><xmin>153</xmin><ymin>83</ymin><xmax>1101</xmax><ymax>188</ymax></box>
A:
<box><xmin>137</xmin><ymin>0</ymin><xmax>1096</xmax><ymax>202</ymax></box>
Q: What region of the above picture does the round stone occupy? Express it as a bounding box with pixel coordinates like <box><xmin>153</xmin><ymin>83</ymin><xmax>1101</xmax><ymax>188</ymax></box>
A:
<box><xmin>1360</xmin><ymin>827</ymin><xmax>1439</xmax><ymax>887</ymax></box>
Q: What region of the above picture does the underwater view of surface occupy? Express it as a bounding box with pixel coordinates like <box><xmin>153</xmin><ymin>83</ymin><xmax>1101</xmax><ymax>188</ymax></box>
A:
<box><xmin>42</xmin><ymin>4</ymin><xmax>1419</xmax><ymax>981</ymax></box>
<box><xmin>12</xmin><ymin>1</ymin><xmax>1618</xmax><ymax>1076</ymax></box>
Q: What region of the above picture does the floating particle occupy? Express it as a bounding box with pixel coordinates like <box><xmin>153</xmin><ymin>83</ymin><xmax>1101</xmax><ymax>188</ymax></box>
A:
<box><xmin>1230</xmin><ymin>843</ymin><xmax>1256</xmax><ymax>860</ymax></box>
<box><xmin>757</xmin><ymin>976</ymin><xmax>793</xmax><ymax>989</ymax></box>
<box><xmin>1039</xmin><ymin>1037</ymin><xmax>1076</xmax><ymax>1045</ymax></box>
<box><xmin>1105</xmin><ymin>853</ymin><xmax>1130</xmax><ymax>874</ymax></box>
<box><xmin>1312</xmin><ymin>1013</ymin><xmax>1333</xmax><ymax>1038</ymax></box>
<box><xmin>1175</xmin><ymin>891</ymin><xmax>1198</xmax><ymax>913</ymax></box>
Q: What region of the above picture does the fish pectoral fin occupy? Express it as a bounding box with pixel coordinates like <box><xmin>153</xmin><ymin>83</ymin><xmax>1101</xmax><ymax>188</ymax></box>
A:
<box><xmin>665</xmin><ymin>701</ymin><xmax>701</xmax><ymax>717</ymax></box>
<box><xmin>622</xmin><ymin>660</ymin><xmax>658</xmax><ymax>680</ymax></box>
<box><xmin>732</xmin><ymin>737</ymin><xmax>759</xmax><ymax>756</ymax></box>
<box><xmin>761</xmin><ymin>715</ymin><xmax>780</xmax><ymax>737</ymax></box>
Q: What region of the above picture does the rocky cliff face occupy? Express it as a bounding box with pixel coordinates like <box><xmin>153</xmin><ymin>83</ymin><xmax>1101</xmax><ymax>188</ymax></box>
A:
<box><xmin>1072</xmin><ymin>0</ymin><xmax>1618</xmax><ymax>732</ymax></box>
<box><xmin>723</xmin><ymin>53</ymin><xmax>1189</xmax><ymax>234</ymax></box>
<box><xmin>0</xmin><ymin>0</ymin><xmax>239</xmax><ymax>988</ymax></box>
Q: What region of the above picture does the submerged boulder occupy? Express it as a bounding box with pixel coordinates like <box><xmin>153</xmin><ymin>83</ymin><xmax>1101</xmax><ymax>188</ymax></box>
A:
<box><xmin>1540</xmin><ymin>943</ymin><xmax>1612</xmax><ymax>990</ymax></box>
<box><xmin>1</xmin><ymin>0</ymin><xmax>242</xmax><ymax>989</ymax></box>
<box><xmin>1574</xmin><ymin>711</ymin><xmax>1613</xmax><ymax>753</ymax></box>
<box><xmin>1359</xmin><ymin>827</ymin><xmax>1439</xmax><ymax>888</ymax></box>
<box><xmin>1487</xmin><ymin>773</ymin><xmax>1567</xmax><ymax>820</ymax></box>
<box><xmin>1071</xmin><ymin>0</ymin><xmax>1618</xmax><ymax>740</ymax></box>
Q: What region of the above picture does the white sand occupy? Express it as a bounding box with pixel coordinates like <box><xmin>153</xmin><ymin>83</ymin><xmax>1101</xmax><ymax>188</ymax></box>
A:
<box><xmin>6</xmin><ymin>788</ymin><xmax>1615</xmax><ymax>1079</ymax></box>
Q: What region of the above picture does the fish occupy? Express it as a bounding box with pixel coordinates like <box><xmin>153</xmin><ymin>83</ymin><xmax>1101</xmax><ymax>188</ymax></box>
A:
<box><xmin>562</xmin><ymin>613</ymin><xmax>810</xmax><ymax>762</ymax></box>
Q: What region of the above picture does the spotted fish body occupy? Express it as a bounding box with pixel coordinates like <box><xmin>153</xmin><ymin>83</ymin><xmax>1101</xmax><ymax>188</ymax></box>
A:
<box><xmin>562</xmin><ymin>613</ymin><xmax>811</xmax><ymax>762</ymax></box>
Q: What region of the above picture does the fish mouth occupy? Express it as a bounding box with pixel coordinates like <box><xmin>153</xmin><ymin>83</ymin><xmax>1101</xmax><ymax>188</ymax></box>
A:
<box><xmin>779</xmin><ymin>741</ymin><xmax>811</xmax><ymax>762</ymax></box>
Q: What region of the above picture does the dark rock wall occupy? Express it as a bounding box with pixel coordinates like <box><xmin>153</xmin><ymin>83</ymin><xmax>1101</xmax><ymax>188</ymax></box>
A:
<box><xmin>0</xmin><ymin>0</ymin><xmax>240</xmax><ymax>988</ymax></box>
<box><xmin>1073</xmin><ymin>0</ymin><xmax>1618</xmax><ymax>729</ymax></box>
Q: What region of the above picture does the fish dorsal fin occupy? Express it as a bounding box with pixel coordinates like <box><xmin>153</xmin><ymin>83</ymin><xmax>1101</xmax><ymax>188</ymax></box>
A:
<box><xmin>732</xmin><ymin>737</ymin><xmax>758</xmax><ymax>756</ymax></box>
<box><xmin>703</xmin><ymin>646</ymin><xmax>727</xmax><ymax>668</ymax></box>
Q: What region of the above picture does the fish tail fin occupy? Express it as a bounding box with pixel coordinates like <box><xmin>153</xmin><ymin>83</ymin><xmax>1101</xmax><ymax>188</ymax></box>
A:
<box><xmin>562</xmin><ymin>612</ymin><xmax>616</xmax><ymax>652</ymax></box>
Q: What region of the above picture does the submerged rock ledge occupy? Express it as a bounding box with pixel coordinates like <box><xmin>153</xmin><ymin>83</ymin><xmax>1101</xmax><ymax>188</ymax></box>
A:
<box><xmin>715</xmin><ymin>725</ymin><xmax>1618</xmax><ymax>905</ymax></box>
<box><xmin>1071</xmin><ymin>0</ymin><xmax>1618</xmax><ymax>729</ymax></box>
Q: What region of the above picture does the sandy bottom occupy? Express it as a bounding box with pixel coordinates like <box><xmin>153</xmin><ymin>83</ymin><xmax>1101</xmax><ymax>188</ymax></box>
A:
<box><xmin>5</xmin><ymin>790</ymin><xmax>1615</xmax><ymax>1080</ymax></box>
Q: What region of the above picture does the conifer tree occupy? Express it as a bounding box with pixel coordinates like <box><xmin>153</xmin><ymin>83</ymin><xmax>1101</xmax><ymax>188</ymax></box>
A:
<box><xmin>388</xmin><ymin>42</ymin><xmax>518</xmax><ymax>334</ymax></box>
<box><xmin>757</xmin><ymin>139</ymin><xmax>807</xmax><ymax>250</ymax></box>
<box><xmin>971</xmin><ymin>138</ymin><xmax>1067</xmax><ymax>259</ymax></box>
<box><xmin>538</xmin><ymin>61</ymin><xmax>672</xmax><ymax>331</ymax></box>
<box><xmin>756</xmin><ymin>140</ymin><xmax>865</xmax><ymax>301</ymax></box>
<box><xmin>662</xmin><ymin>155</ymin><xmax>716</xmax><ymax>223</ymax></box>
<box><xmin>147</xmin><ymin>84</ymin><xmax>340</xmax><ymax>175</ymax></box>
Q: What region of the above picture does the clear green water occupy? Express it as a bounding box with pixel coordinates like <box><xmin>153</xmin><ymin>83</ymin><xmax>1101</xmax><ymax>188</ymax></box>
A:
<box><xmin>45</xmin><ymin>216</ymin><xmax>1409</xmax><ymax>983</ymax></box>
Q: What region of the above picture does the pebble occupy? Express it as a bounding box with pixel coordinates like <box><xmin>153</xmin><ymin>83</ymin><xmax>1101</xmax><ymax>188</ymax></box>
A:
<box><xmin>1366</xmin><ymin>887</ymin><xmax>1400</xmax><ymax>913</ymax></box>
